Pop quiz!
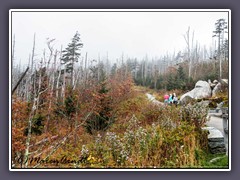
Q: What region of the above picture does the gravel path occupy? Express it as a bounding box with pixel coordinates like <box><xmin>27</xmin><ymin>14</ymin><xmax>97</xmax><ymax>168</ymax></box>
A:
<box><xmin>206</xmin><ymin>114</ymin><xmax>224</xmax><ymax>134</ymax></box>
<box><xmin>146</xmin><ymin>93</ymin><xmax>164</xmax><ymax>106</ymax></box>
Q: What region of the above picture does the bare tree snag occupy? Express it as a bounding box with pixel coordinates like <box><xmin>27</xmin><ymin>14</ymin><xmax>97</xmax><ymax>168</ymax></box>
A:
<box><xmin>12</xmin><ymin>67</ymin><xmax>29</xmax><ymax>95</ymax></box>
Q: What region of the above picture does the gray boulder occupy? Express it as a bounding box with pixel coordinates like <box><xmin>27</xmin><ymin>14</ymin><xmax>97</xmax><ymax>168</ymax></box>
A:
<box><xmin>146</xmin><ymin>93</ymin><xmax>164</xmax><ymax>106</ymax></box>
<box><xmin>179</xmin><ymin>94</ymin><xmax>194</xmax><ymax>104</ymax></box>
<box><xmin>202</xmin><ymin>127</ymin><xmax>226</xmax><ymax>154</ymax></box>
<box><xmin>208</xmin><ymin>79</ymin><xmax>217</xmax><ymax>89</ymax></box>
<box><xmin>180</xmin><ymin>80</ymin><xmax>212</xmax><ymax>103</ymax></box>
<box><xmin>208</xmin><ymin>79</ymin><xmax>212</xmax><ymax>84</ymax></box>
<box><xmin>197</xmin><ymin>100</ymin><xmax>210</xmax><ymax>107</ymax></box>
<box><xmin>212</xmin><ymin>82</ymin><xmax>222</xmax><ymax>96</ymax></box>
<box><xmin>220</xmin><ymin>79</ymin><xmax>228</xmax><ymax>86</ymax></box>
<box><xmin>210</xmin><ymin>83</ymin><xmax>217</xmax><ymax>89</ymax></box>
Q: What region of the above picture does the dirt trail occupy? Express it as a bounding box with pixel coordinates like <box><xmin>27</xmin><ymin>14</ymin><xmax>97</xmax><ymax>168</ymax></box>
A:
<box><xmin>145</xmin><ymin>93</ymin><xmax>164</xmax><ymax>106</ymax></box>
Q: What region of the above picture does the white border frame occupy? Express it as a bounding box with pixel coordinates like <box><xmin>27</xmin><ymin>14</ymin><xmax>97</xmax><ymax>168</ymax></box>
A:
<box><xmin>9</xmin><ymin>9</ymin><xmax>231</xmax><ymax>171</ymax></box>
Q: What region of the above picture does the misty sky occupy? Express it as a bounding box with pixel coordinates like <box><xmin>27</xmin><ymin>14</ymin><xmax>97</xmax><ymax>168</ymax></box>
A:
<box><xmin>11</xmin><ymin>10</ymin><xmax>229</xmax><ymax>66</ymax></box>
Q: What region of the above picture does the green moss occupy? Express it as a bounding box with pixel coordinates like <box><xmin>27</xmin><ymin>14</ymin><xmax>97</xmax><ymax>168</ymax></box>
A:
<box><xmin>199</xmin><ymin>152</ymin><xmax>229</xmax><ymax>168</ymax></box>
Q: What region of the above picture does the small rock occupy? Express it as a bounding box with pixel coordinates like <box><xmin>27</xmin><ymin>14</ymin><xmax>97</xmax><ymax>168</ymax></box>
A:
<box><xmin>210</xmin><ymin>156</ymin><xmax>223</xmax><ymax>163</ymax></box>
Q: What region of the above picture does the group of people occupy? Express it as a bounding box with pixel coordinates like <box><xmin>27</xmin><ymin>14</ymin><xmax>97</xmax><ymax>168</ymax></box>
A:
<box><xmin>164</xmin><ymin>93</ymin><xmax>178</xmax><ymax>106</ymax></box>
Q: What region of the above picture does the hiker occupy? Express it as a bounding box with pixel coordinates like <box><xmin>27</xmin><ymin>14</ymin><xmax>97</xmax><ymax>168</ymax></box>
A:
<box><xmin>168</xmin><ymin>94</ymin><xmax>173</xmax><ymax>104</ymax></box>
<box><xmin>164</xmin><ymin>94</ymin><xmax>169</xmax><ymax>105</ymax></box>
<box><xmin>173</xmin><ymin>93</ymin><xmax>178</xmax><ymax>106</ymax></box>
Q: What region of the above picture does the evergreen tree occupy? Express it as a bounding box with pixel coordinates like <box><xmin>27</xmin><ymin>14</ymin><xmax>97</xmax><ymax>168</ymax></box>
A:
<box><xmin>213</xmin><ymin>19</ymin><xmax>227</xmax><ymax>80</ymax></box>
<box><xmin>61</xmin><ymin>31</ymin><xmax>83</xmax><ymax>87</ymax></box>
<box><xmin>24</xmin><ymin>114</ymin><xmax>44</xmax><ymax>136</ymax></box>
<box><xmin>85</xmin><ymin>64</ymin><xmax>114</xmax><ymax>134</ymax></box>
<box><xmin>221</xmin><ymin>39</ymin><xmax>229</xmax><ymax>60</ymax></box>
<box><xmin>64</xmin><ymin>90</ymin><xmax>77</xmax><ymax>118</ymax></box>
<box><xmin>167</xmin><ymin>73</ymin><xmax>175</xmax><ymax>91</ymax></box>
<box><xmin>175</xmin><ymin>65</ymin><xmax>187</xmax><ymax>90</ymax></box>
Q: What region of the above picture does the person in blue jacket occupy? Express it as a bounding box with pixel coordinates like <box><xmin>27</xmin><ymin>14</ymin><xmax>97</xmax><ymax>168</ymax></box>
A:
<box><xmin>168</xmin><ymin>94</ymin><xmax>173</xmax><ymax>104</ymax></box>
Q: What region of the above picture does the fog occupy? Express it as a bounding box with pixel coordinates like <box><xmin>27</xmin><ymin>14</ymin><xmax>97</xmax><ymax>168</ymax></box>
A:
<box><xmin>11</xmin><ymin>10</ymin><xmax>229</xmax><ymax>66</ymax></box>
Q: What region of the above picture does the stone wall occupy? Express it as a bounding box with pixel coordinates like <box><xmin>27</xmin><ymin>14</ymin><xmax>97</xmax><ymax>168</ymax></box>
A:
<box><xmin>202</xmin><ymin>127</ymin><xmax>226</xmax><ymax>154</ymax></box>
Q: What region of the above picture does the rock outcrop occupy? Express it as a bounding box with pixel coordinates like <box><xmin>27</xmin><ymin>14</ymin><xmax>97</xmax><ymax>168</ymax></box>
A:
<box><xmin>180</xmin><ymin>80</ymin><xmax>211</xmax><ymax>104</ymax></box>
<box><xmin>212</xmin><ymin>82</ymin><xmax>222</xmax><ymax>97</ymax></box>
<box><xmin>202</xmin><ymin>127</ymin><xmax>226</xmax><ymax>154</ymax></box>
<box><xmin>220</xmin><ymin>79</ymin><xmax>228</xmax><ymax>86</ymax></box>
<box><xmin>208</xmin><ymin>79</ymin><xmax>218</xmax><ymax>89</ymax></box>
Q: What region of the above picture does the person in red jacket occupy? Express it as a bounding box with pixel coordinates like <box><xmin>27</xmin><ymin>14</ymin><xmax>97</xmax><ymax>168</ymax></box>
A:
<box><xmin>164</xmin><ymin>94</ymin><xmax>169</xmax><ymax>105</ymax></box>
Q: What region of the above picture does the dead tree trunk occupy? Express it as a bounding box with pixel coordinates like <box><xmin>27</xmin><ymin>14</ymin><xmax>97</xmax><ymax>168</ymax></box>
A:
<box><xmin>12</xmin><ymin>34</ymin><xmax>15</xmax><ymax>65</ymax></box>
<box><xmin>56</xmin><ymin>46</ymin><xmax>62</xmax><ymax>100</ymax></box>
<box><xmin>84</xmin><ymin>52</ymin><xmax>88</xmax><ymax>88</ymax></box>
<box><xmin>45</xmin><ymin>50</ymin><xmax>58</xmax><ymax>133</ymax></box>
<box><xmin>23</xmin><ymin>63</ymin><xmax>44</xmax><ymax>168</ymax></box>
<box><xmin>12</xmin><ymin>67</ymin><xmax>29</xmax><ymax>95</ymax></box>
<box><xmin>184</xmin><ymin>27</ymin><xmax>192</xmax><ymax>79</ymax></box>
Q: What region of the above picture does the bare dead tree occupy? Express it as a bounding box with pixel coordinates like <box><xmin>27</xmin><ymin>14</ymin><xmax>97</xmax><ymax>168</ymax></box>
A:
<box><xmin>56</xmin><ymin>45</ymin><xmax>62</xmax><ymax>100</ymax></box>
<box><xmin>61</xmin><ymin>46</ymin><xmax>67</xmax><ymax>103</ymax></box>
<box><xmin>213</xmin><ymin>19</ymin><xmax>228</xmax><ymax>80</ymax></box>
<box><xmin>45</xmin><ymin>48</ymin><xmax>58</xmax><ymax>133</ymax></box>
<box><xmin>98</xmin><ymin>53</ymin><xmax>100</xmax><ymax>81</ymax></box>
<box><xmin>12</xmin><ymin>34</ymin><xmax>15</xmax><ymax>65</ymax></box>
<box><xmin>23</xmin><ymin>59</ymin><xmax>46</xmax><ymax>168</ymax></box>
<box><xmin>183</xmin><ymin>27</ymin><xmax>191</xmax><ymax>79</ymax></box>
<box><xmin>183</xmin><ymin>27</ymin><xmax>195</xmax><ymax>80</ymax></box>
<box><xmin>29</xmin><ymin>33</ymin><xmax>37</xmax><ymax>100</ymax></box>
<box><xmin>153</xmin><ymin>64</ymin><xmax>158</xmax><ymax>90</ymax></box>
<box><xmin>84</xmin><ymin>52</ymin><xmax>88</xmax><ymax>88</ymax></box>
<box><xmin>12</xmin><ymin>67</ymin><xmax>29</xmax><ymax>95</ymax></box>
<box><xmin>24</xmin><ymin>54</ymin><xmax>31</xmax><ymax>101</ymax></box>
<box><xmin>47</xmin><ymin>38</ymin><xmax>55</xmax><ymax>66</ymax></box>
<box><xmin>141</xmin><ymin>60</ymin><xmax>144</xmax><ymax>85</ymax></box>
<box><xmin>193</xmin><ymin>41</ymin><xmax>201</xmax><ymax>79</ymax></box>
<box><xmin>30</xmin><ymin>33</ymin><xmax>36</xmax><ymax>75</ymax></box>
